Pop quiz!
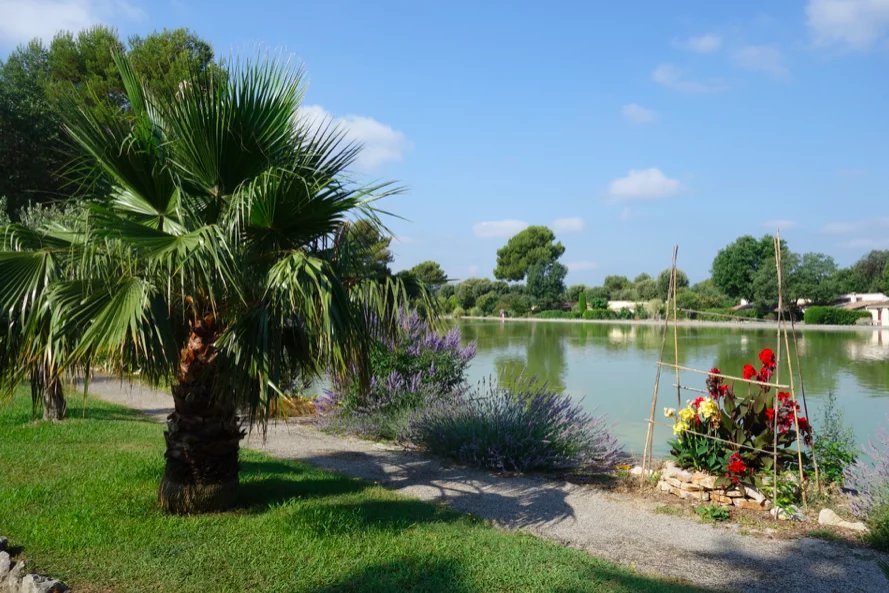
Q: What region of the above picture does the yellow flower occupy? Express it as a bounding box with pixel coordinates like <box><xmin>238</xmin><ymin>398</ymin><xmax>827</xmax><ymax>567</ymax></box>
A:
<box><xmin>664</xmin><ymin>407</ymin><xmax>676</xmax><ymax>418</ymax></box>
<box><xmin>699</xmin><ymin>398</ymin><xmax>719</xmax><ymax>421</ymax></box>
<box><xmin>678</xmin><ymin>406</ymin><xmax>696</xmax><ymax>423</ymax></box>
<box><xmin>672</xmin><ymin>420</ymin><xmax>689</xmax><ymax>436</ymax></box>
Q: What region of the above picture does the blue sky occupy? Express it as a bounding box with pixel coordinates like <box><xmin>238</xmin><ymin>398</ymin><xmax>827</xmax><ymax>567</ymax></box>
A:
<box><xmin>1</xmin><ymin>1</ymin><xmax>888</xmax><ymax>284</ymax></box>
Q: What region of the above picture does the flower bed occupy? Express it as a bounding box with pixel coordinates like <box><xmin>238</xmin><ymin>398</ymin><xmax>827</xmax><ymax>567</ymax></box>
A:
<box><xmin>660</xmin><ymin>347</ymin><xmax>813</xmax><ymax>512</ymax></box>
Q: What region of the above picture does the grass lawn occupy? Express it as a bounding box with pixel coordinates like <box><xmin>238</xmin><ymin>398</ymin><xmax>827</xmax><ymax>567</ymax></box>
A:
<box><xmin>0</xmin><ymin>389</ymin><xmax>715</xmax><ymax>593</ymax></box>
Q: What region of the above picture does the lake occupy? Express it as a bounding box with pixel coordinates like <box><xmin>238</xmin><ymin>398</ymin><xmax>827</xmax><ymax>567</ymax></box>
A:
<box><xmin>457</xmin><ymin>319</ymin><xmax>889</xmax><ymax>456</ymax></box>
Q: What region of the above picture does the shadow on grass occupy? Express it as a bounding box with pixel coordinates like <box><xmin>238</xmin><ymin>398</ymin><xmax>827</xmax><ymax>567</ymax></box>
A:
<box><xmin>238</xmin><ymin>459</ymin><xmax>370</xmax><ymax>512</ymax></box>
<box><xmin>311</xmin><ymin>557</ymin><xmax>720</xmax><ymax>593</ymax></box>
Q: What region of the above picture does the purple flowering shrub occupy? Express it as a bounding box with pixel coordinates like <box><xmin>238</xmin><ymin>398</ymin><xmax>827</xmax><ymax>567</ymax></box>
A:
<box><xmin>408</xmin><ymin>378</ymin><xmax>627</xmax><ymax>474</ymax></box>
<box><xmin>846</xmin><ymin>417</ymin><xmax>889</xmax><ymax>551</ymax></box>
<box><xmin>324</xmin><ymin>310</ymin><xmax>476</xmax><ymax>439</ymax></box>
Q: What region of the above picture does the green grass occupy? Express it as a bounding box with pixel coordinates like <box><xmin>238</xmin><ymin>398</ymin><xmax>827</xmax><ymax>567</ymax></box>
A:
<box><xmin>0</xmin><ymin>389</ymin><xmax>716</xmax><ymax>593</ymax></box>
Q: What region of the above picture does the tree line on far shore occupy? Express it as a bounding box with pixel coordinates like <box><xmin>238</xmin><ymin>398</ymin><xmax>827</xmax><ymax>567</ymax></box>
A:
<box><xmin>393</xmin><ymin>228</ymin><xmax>889</xmax><ymax>321</ymax></box>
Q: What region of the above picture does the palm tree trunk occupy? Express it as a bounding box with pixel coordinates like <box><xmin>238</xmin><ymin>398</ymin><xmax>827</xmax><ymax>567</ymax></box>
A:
<box><xmin>31</xmin><ymin>361</ymin><xmax>67</xmax><ymax>421</ymax></box>
<box><xmin>42</xmin><ymin>369</ymin><xmax>66</xmax><ymax>421</ymax></box>
<box><xmin>158</xmin><ymin>315</ymin><xmax>244</xmax><ymax>514</ymax></box>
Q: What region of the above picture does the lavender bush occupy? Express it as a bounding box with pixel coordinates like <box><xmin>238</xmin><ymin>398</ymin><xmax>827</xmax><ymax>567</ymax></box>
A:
<box><xmin>846</xmin><ymin>416</ymin><xmax>889</xmax><ymax>551</ymax></box>
<box><xmin>324</xmin><ymin>310</ymin><xmax>476</xmax><ymax>439</ymax></box>
<box><xmin>408</xmin><ymin>378</ymin><xmax>627</xmax><ymax>474</ymax></box>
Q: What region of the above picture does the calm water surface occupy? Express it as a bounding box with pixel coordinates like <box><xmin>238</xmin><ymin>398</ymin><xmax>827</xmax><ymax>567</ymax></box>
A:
<box><xmin>457</xmin><ymin>319</ymin><xmax>889</xmax><ymax>456</ymax></box>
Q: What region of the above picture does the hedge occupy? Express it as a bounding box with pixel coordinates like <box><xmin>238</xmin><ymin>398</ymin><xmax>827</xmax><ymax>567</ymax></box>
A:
<box><xmin>804</xmin><ymin>306</ymin><xmax>872</xmax><ymax>325</ymax></box>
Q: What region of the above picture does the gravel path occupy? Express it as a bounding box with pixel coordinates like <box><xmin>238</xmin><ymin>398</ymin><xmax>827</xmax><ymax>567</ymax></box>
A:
<box><xmin>87</xmin><ymin>377</ymin><xmax>888</xmax><ymax>593</ymax></box>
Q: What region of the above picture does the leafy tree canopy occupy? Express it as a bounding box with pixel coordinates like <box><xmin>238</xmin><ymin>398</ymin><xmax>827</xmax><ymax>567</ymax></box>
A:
<box><xmin>657</xmin><ymin>268</ymin><xmax>689</xmax><ymax>300</ymax></box>
<box><xmin>343</xmin><ymin>219</ymin><xmax>393</xmax><ymax>282</ymax></box>
<box><xmin>409</xmin><ymin>260</ymin><xmax>448</xmax><ymax>291</ymax></box>
<box><xmin>493</xmin><ymin>226</ymin><xmax>564</xmax><ymax>281</ymax></box>
<box><xmin>710</xmin><ymin>235</ymin><xmax>774</xmax><ymax>301</ymax></box>
<box><xmin>602</xmin><ymin>275</ymin><xmax>630</xmax><ymax>298</ymax></box>
<box><xmin>527</xmin><ymin>261</ymin><xmax>567</xmax><ymax>308</ymax></box>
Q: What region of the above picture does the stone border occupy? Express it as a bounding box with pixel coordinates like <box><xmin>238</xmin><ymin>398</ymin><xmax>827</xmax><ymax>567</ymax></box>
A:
<box><xmin>655</xmin><ymin>461</ymin><xmax>773</xmax><ymax>511</ymax></box>
<box><xmin>0</xmin><ymin>537</ymin><xmax>70</xmax><ymax>593</ymax></box>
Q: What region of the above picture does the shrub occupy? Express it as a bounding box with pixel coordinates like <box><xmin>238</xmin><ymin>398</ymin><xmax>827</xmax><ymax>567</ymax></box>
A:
<box><xmin>846</xmin><ymin>416</ymin><xmax>889</xmax><ymax>551</ymax></box>
<box><xmin>695</xmin><ymin>504</ymin><xmax>730</xmax><ymax>522</ymax></box>
<box><xmin>533</xmin><ymin>310</ymin><xmax>580</xmax><ymax>320</ymax></box>
<box><xmin>408</xmin><ymin>379</ymin><xmax>626</xmax><ymax>474</ymax></box>
<box><xmin>469</xmin><ymin>306</ymin><xmax>483</xmax><ymax>317</ymax></box>
<box><xmin>451</xmin><ymin>306</ymin><xmax>465</xmax><ymax>318</ymax></box>
<box><xmin>804</xmin><ymin>306</ymin><xmax>871</xmax><ymax>325</ymax></box>
<box><xmin>324</xmin><ymin>310</ymin><xmax>476</xmax><ymax>439</ymax></box>
<box><xmin>582</xmin><ymin>308</ymin><xmax>617</xmax><ymax>320</ymax></box>
<box><xmin>812</xmin><ymin>392</ymin><xmax>857</xmax><ymax>487</ymax></box>
<box><xmin>577</xmin><ymin>291</ymin><xmax>587</xmax><ymax>312</ymax></box>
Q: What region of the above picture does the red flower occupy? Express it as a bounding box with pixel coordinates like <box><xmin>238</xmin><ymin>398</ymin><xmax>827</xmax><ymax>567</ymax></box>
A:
<box><xmin>691</xmin><ymin>396</ymin><xmax>705</xmax><ymax>409</ymax></box>
<box><xmin>765</xmin><ymin>407</ymin><xmax>776</xmax><ymax>423</ymax></box>
<box><xmin>759</xmin><ymin>348</ymin><xmax>776</xmax><ymax>368</ymax></box>
<box><xmin>710</xmin><ymin>367</ymin><xmax>721</xmax><ymax>376</ymax></box>
<box><xmin>727</xmin><ymin>452</ymin><xmax>747</xmax><ymax>474</ymax></box>
<box><xmin>777</xmin><ymin>391</ymin><xmax>791</xmax><ymax>402</ymax></box>
<box><xmin>718</xmin><ymin>384</ymin><xmax>729</xmax><ymax>397</ymax></box>
<box><xmin>758</xmin><ymin>366</ymin><xmax>772</xmax><ymax>382</ymax></box>
<box><xmin>743</xmin><ymin>364</ymin><xmax>757</xmax><ymax>380</ymax></box>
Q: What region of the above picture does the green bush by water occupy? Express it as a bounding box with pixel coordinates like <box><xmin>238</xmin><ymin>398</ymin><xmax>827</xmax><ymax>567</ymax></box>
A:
<box><xmin>804</xmin><ymin>306</ymin><xmax>871</xmax><ymax>325</ymax></box>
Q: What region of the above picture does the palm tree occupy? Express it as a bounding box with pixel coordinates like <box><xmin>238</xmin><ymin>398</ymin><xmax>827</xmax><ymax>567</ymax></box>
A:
<box><xmin>0</xmin><ymin>54</ymin><xmax>413</xmax><ymax>514</ymax></box>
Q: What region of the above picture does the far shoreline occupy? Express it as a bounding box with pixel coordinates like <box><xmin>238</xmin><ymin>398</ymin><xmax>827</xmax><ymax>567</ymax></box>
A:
<box><xmin>454</xmin><ymin>315</ymin><xmax>886</xmax><ymax>333</ymax></box>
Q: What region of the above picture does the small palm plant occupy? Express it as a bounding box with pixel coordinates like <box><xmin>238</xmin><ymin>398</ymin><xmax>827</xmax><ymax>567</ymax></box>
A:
<box><xmin>0</xmin><ymin>54</ymin><xmax>415</xmax><ymax>514</ymax></box>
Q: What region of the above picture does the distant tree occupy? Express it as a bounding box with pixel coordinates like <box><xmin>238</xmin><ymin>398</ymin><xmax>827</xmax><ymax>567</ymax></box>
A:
<box><xmin>633</xmin><ymin>272</ymin><xmax>652</xmax><ymax>283</ymax></box>
<box><xmin>846</xmin><ymin>250</ymin><xmax>889</xmax><ymax>293</ymax></box>
<box><xmin>602</xmin><ymin>275</ymin><xmax>630</xmax><ymax>298</ymax></box>
<box><xmin>438</xmin><ymin>284</ymin><xmax>456</xmax><ymax>299</ymax></box>
<box><xmin>636</xmin><ymin>278</ymin><xmax>659</xmax><ymax>301</ymax></box>
<box><xmin>881</xmin><ymin>262</ymin><xmax>889</xmax><ymax>295</ymax></box>
<box><xmin>344</xmin><ymin>219</ymin><xmax>393</xmax><ymax>281</ymax></box>
<box><xmin>711</xmin><ymin>235</ymin><xmax>773</xmax><ymax>301</ymax></box>
<box><xmin>577</xmin><ymin>291</ymin><xmax>587</xmax><ymax>312</ymax></box>
<box><xmin>455</xmin><ymin>278</ymin><xmax>494</xmax><ymax>309</ymax></box>
<box><xmin>527</xmin><ymin>261</ymin><xmax>567</xmax><ymax>309</ymax></box>
<box><xmin>585</xmin><ymin>286</ymin><xmax>609</xmax><ymax>308</ymax></box>
<box><xmin>657</xmin><ymin>268</ymin><xmax>689</xmax><ymax>300</ymax></box>
<box><xmin>791</xmin><ymin>252</ymin><xmax>839</xmax><ymax>305</ymax></box>
<box><xmin>565</xmin><ymin>284</ymin><xmax>587</xmax><ymax>302</ymax></box>
<box><xmin>409</xmin><ymin>260</ymin><xmax>448</xmax><ymax>292</ymax></box>
<box><xmin>686</xmin><ymin>280</ymin><xmax>732</xmax><ymax>310</ymax></box>
<box><xmin>494</xmin><ymin>226</ymin><xmax>564</xmax><ymax>281</ymax></box>
<box><xmin>751</xmin><ymin>246</ymin><xmax>799</xmax><ymax>310</ymax></box>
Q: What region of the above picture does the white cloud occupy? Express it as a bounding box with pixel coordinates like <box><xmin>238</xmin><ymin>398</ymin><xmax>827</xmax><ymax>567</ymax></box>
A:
<box><xmin>652</xmin><ymin>64</ymin><xmax>728</xmax><ymax>93</ymax></box>
<box><xmin>682</xmin><ymin>33</ymin><xmax>723</xmax><ymax>53</ymax></box>
<box><xmin>0</xmin><ymin>0</ymin><xmax>142</xmax><ymax>46</ymax></box>
<box><xmin>551</xmin><ymin>217</ymin><xmax>585</xmax><ymax>233</ymax></box>
<box><xmin>472</xmin><ymin>219</ymin><xmax>529</xmax><ymax>239</ymax></box>
<box><xmin>823</xmin><ymin>217</ymin><xmax>889</xmax><ymax>234</ymax></box>
<box><xmin>732</xmin><ymin>45</ymin><xmax>789</xmax><ymax>79</ymax></box>
<box><xmin>566</xmin><ymin>261</ymin><xmax>598</xmax><ymax>272</ymax></box>
<box><xmin>762</xmin><ymin>219</ymin><xmax>798</xmax><ymax>230</ymax></box>
<box><xmin>608</xmin><ymin>168</ymin><xmax>682</xmax><ymax>200</ymax></box>
<box><xmin>299</xmin><ymin>104</ymin><xmax>410</xmax><ymax>172</ymax></box>
<box><xmin>621</xmin><ymin>103</ymin><xmax>657</xmax><ymax>124</ymax></box>
<box><xmin>806</xmin><ymin>0</ymin><xmax>889</xmax><ymax>50</ymax></box>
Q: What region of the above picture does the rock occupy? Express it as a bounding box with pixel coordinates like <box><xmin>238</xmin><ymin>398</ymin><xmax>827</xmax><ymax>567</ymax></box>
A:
<box><xmin>679</xmin><ymin>481</ymin><xmax>704</xmax><ymax>492</ymax></box>
<box><xmin>692</xmin><ymin>472</ymin><xmax>718</xmax><ymax>489</ymax></box>
<box><xmin>4</xmin><ymin>560</ymin><xmax>26</xmax><ymax>592</ymax></box>
<box><xmin>657</xmin><ymin>480</ymin><xmax>672</xmax><ymax>492</ymax></box>
<box><xmin>629</xmin><ymin>465</ymin><xmax>655</xmax><ymax>478</ymax></box>
<box><xmin>818</xmin><ymin>508</ymin><xmax>868</xmax><ymax>532</ymax></box>
<box><xmin>666</xmin><ymin>477</ymin><xmax>683</xmax><ymax>489</ymax></box>
<box><xmin>726</xmin><ymin>489</ymin><xmax>744</xmax><ymax>498</ymax></box>
<box><xmin>20</xmin><ymin>574</ymin><xmax>70</xmax><ymax>593</ymax></box>
<box><xmin>771</xmin><ymin>505</ymin><xmax>805</xmax><ymax>521</ymax></box>
<box><xmin>732</xmin><ymin>498</ymin><xmax>767</xmax><ymax>510</ymax></box>
<box><xmin>0</xmin><ymin>552</ymin><xmax>9</xmax><ymax>580</ymax></box>
<box><xmin>744</xmin><ymin>487</ymin><xmax>766</xmax><ymax>503</ymax></box>
<box><xmin>711</xmin><ymin>494</ymin><xmax>734</xmax><ymax>505</ymax></box>
<box><xmin>676</xmin><ymin>488</ymin><xmax>709</xmax><ymax>502</ymax></box>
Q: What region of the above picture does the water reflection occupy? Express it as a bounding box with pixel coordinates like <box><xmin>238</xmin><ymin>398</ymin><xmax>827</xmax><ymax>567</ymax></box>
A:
<box><xmin>458</xmin><ymin>320</ymin><xmax>889</xmax><ymax>454</ymax></box>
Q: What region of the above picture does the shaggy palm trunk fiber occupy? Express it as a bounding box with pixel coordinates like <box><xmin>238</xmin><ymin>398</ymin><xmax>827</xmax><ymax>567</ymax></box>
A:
<box><xmin>31</xmin><ymin>361</ymin><xmax>67</xmax><ymax>421</ymax></box>
<box><xmin>158</xmin><ymin>314</ymin><xmax>244</xmax><ymax>514</ymax></box>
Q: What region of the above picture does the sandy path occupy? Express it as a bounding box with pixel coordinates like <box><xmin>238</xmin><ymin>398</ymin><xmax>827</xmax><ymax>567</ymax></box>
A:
<box><xmin>87</xmin><ymin>377</ymin><xmax>889</xmax><ymax>593</ymax></box>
